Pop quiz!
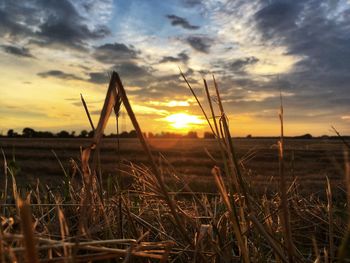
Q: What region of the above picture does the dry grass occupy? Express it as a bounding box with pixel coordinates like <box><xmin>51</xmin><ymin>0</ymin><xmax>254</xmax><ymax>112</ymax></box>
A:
<box><xmin>0</xmin><ymin>71</ymin><xmax>349</xmax><ymax>262</ymax></box>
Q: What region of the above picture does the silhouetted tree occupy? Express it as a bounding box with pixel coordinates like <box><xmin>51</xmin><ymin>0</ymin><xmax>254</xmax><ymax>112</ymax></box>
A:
<box><xmin>79</xmin><ymin>130</ymin><xmax>88</xmax><ymax>138</ymax></box>
<box><xmin>88</xmin><ymin>130</ymin><xmax>94</xmax><ymax>138</ymax></box>
<box><xmin>203</xmin><ymin>132</ymin><xmax>215</xmax><ymax>139</ymax></box>
<box><xmin>129</xmin><ymin>130</ymin><xmax>137</xmax><ymax>138</ymax></box>
<box><xmin>107</xmin><ymin>133</ymin><xmax>118</xmax><ymax>138</ymax></box>
<box><xmin>186</xmin><ymin>131</ymin><xmax>198</xmax><ymax>139</ymax></box>
<box><xmin>246</xmin><ymin>134</ymin><xmax>252</xmax><ymax>138</ymax></box>
<box><xmin>22</xmin><ymin>127</ymin><xmax>35</xmax><ymax>138</ymax></box>
<box><xmin>119</xmin><ymin>131</ymin><xmax>129</xmax><ymax>138</ymax></box>
<box><xmin>35</xmin><ymin>131</ymin><xmax>54</xmax><ymax>138</ymax></box>
<box><xmin>7</xmin><ymin>129</ymin><xmax>18</xmax><ymax>137</ymax></box>
<box><xmin>57</xmin><ymin>130</ymin><xmax>70</xmax><ymax>138</ymax></box>
<box><xmin>294</xmin><ymin>133</ymin><xmax>313</xmax><ymax>139</ymax></box>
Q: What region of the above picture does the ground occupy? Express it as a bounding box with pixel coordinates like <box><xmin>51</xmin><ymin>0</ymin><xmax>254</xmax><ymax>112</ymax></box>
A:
<box><xmin>0</xmin><ymin>138</ymin><xmax>346</xmax><ymax>195</ymax></box>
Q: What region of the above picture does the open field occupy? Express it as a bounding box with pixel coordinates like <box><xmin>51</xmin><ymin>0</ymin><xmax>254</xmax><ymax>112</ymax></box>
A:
<box><xmin>0</xmin><ymin>75</ymin><xmax>349</xmax><ymax>262</ymax></box>
<box><xmin>1</xmin><ymin>71</ymin><xmax>349</xmax><ymax>261</ymax></box>
<box><xmin>0</xmin><ymin>137</ymin><xmax>346</xmax><ymax>194</ymax></box>
<box><xmin>1</xmin><ymin>135</ymin><xmax>349</xmax><ymax>262</ymax></box>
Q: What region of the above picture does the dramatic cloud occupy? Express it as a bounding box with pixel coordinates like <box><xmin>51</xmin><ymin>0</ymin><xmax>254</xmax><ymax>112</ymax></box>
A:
<box><xmin>181</xmin><ymin>0</ymin><xmax>202</xmax><ymax>7</ymax></box>
<box><xmin>0</xmin><ymin>3</ymin><xmax>37</xmax><ymax>38</ymax></box>
<box><xmin>254</xmin><ymin>1</ymin><xmax>350</xmax><ymax>75</ymax></box>
<box><xmin>113</xmin><ymin>62</ymin><xmax>152</xmax><ymax>79</ymax></box>
<box><xmin>186</xmin><ymin>36</ymin><xmax>212</xmax><ymax>53</ymax></box>
<box><xmin>35</xmin><ymin>0</ymin><xmax>109</xmax><ymax>49</ymax></box>
<box><xmin>159</xmin><ymin>52</ymin><xmax>189</xmax><ymax>63</ymax></box>
<box><xmin>226</xmin><ymin>56</ymin><xmax>259</xmax><ymax>72</ymax></box>
<box><xmin>0</xmin><ymin>0</ymin><xmax>110</xmax><ymax>50</ymax></box>
<box><xmin>252</xmin><ymin>1</ymin><xmax>350</xmax><ymax>104</ymax></box>
<box><xmin>1</xmin><ymin>0</ymin><xmax>350</xmax><ymax>134</ymax></box>
<box><xmin>80</xmin><ymin>0</ymin><xmax>114</xmax><ymax>24</ymax></box>
<box><xmin>37</xmin><ymin>70</ymin><xmax>82</xmax><ymax>80</ymax></box>
<box><xmin>255</xmin><ymin>2</ymin><xmax>301</xmax><ymax>36</ymax></box>
<box><xmin>93</xmin><ymin>43</ymin><xmax>138</xmax><ymax>64</ymax></box>
<box><xmin>166</xmin><ymin>14</ymin><xmax>200</xmax><ymax>30</ymax></box>
<box><xmin>135</xmin><ymin>81</ymin><xmax>189</xmax><ymax>100</ymax></box>
<box><xmin>37</xmin><ymin>21</ymin><xmax>109</xmax><ymax>49</ymax></box>
<box><xmin>88</xmin><ymin>72</ymin><xmax>109</xmax><ymax>84</ymax></box>
<box><xmin>86</xmin><ymin>64</ymin><xmax>156</xmax><ymax>87</ymax></box>
<box><xmin>1</xmin><ymin>45</ymin><xmax>34</xmax><ymax>58</ymax></box>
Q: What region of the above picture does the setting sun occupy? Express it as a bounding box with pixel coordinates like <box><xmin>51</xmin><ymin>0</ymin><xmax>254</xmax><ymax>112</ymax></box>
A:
<box><xmin>164</xmin><ymin>113</ymin><xmax>205</xmax><ymax>130</ymax></box>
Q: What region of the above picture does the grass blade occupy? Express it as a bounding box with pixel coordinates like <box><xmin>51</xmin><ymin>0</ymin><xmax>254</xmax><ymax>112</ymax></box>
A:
<box><xmin>211</xmin><ymin>166</ymin><xmax>250</xmax><ymax>263</ymax></box>
<box><xmin>80</xmin><ymin>93</ymin><xmax>95</xmax><ymax>131</ymax></box>
<box><xmin>325</xmin><ymin>177</ymin><xmax>334</xmax><ymax>261</ymax></box>
<box><xmin>278</xmin><ymin>92</ymin><xmax>295</xmax><ymax>262</ymax></box>
<box><xmin>338</xmin><ymin>150</ymin><xmax>350</xmax><ymax>261</ymax></box>
<box><xmin>180</xmin><ymin>69</ymin><xmax>215</xmax><ymax>135</ymax></box>
<box><xmin>18</xmin><ymin>198</ymin><xmax>39</xmax><ymax>263</ymax></box>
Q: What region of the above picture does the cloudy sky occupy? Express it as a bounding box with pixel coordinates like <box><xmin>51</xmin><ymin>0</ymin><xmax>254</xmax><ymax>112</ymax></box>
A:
<box><xmin>0</xmin><ymin>0</ymin><xmax>349</xmax><ymax>136</ymax></box>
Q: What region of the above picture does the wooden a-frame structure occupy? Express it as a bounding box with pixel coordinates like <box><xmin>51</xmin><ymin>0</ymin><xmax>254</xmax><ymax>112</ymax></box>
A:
<box><xmin>80</xmin><ymin>71</ymin><xmax>192</xmax><ymax>244</ymax></box>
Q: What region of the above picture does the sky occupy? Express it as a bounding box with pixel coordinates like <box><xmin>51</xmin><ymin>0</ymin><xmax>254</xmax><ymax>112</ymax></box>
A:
<box><xmin>0</xmin><ymin>0</ymin><xmax>349</xmax><ymax>136</ymax></box>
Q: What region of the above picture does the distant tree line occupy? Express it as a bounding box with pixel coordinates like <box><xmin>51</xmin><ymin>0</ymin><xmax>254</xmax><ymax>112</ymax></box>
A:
<box><xmin>3</xmin><ymin>128</ymin><xmax>202</xmax><ymax>139</ymax></box>
<box><xmin>4</xmin><ymin>128</ymin><xmax>139</xmax><ymax>138</ymax></box>
<box><xmin>2</xmin><ymin>129</ymin><xmax>349</xmax><ymax>140</ymax></box>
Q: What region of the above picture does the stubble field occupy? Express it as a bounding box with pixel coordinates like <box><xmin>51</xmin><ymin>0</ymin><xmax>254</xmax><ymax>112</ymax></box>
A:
<box><xmin>1</xmin><ymin>135</ymin><xmax>349</xmax><ymax>262</ymax></box>
<box><xmin>0</xmin><ymin>137</ymin><xmax>346</xmax><ymax>195</ymax></box>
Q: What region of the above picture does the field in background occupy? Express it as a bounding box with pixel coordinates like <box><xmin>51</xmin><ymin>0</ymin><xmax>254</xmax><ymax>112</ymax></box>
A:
<box><xmin>0</xmin><ymin>137</ymin><xmax>345</xmax><ymax>195</ymax></box>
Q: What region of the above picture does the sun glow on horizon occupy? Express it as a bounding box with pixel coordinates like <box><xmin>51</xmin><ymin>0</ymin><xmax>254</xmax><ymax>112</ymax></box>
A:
<box><xmin>164</xmin><ymin>113</ymin><xmax>205</xmax><ymax>130</ymax></box>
